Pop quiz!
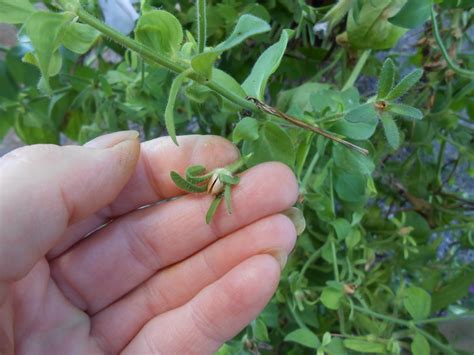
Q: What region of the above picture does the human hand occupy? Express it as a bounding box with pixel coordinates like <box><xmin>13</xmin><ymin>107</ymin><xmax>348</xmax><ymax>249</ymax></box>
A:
<box><xmin>0</xmin><ymin>131</ymin><xmax>299</xmax><ymax>354</ymax></box>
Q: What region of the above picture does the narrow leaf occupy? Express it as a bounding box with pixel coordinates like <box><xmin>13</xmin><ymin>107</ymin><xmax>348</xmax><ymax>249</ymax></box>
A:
<box><xmin>191</xmin><ymin>14</ymin><xmax>270</xmax><ymax>78</ymax></box>
<box><xmin>380</xmin><ymin>113</ymin><xmax>400</xmax><ymax>149</ymax></box>
<box><xmin>206</xmin><ymin>195</ymin><xmax>223</xmax><ymax>224</ymax></box>
<box><xmin>186</xmin><ymin>165</ymin><xmax>210</xmax><ymax>183</ymax></box>
<box><xmin>224</xmin><ymin>184</ymin><xmax>232</xmax><ymax>214</ymax></box>
<box><xmin>219</xmin><ymin>174</ymin><xmax>239</xmax><ymax>185</ymax></box>
<box><xmin>377</xmin><ymin>58</ymin><xmax>395</xmax><ymax>99</ymax></box>
<box><xmin>170</xmin><ymin>171</ymin><xmax>207</xmax><ymax>193</ymax></box>
<box><xmin>343</xmin><ymin>339</ymin><xmax>386</xmax><ymax>353</ymax></box>
<box><xmin>385</xmin><ymin>69</ymin><xmax>423</xmax><ymax>100</ymax></box>
<box><xmin>165</xmin><ymin>71</ymin><xmax>190</xmax><ymax>145</ymax></box>
<box><xmin>387</xmin><ymin>103</ymin><xmax>423</xmax><ymax>120</ymax></box>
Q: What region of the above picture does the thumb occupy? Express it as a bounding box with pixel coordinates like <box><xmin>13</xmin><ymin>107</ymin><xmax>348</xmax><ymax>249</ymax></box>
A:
<box><xmin>0</xmin><ymin>131</ymin><xmax>140</xmax><ymax>282</ymax></box>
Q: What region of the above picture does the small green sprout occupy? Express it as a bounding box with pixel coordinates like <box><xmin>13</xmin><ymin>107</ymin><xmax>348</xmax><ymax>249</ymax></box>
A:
<box><xmin>170</xmin><ymin>154</ymin><xmax>251</xmax><ymax>224</ymax></box>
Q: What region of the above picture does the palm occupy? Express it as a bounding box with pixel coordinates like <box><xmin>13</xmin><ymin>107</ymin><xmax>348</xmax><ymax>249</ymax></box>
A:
<box><xmin>0</xmin><ymin>134</ymin><xmax>298</xmax><ymax>354</ymax></box>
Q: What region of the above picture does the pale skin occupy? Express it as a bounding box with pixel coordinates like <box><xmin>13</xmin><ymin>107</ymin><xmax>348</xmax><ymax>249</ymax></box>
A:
<box><xmin>0</xmin><ymin>131</ymin><xmax>299</xmax><ymax>354</ymax></box>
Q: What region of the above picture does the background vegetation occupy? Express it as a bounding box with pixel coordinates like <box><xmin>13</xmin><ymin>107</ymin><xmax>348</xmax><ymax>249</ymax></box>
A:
<box><xmin>0</xmin><ymin>0</ymin><xmax>473</xmax><ymax>354</ymax></box>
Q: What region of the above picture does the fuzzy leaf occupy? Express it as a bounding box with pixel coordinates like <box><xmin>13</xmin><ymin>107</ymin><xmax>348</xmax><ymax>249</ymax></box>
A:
<box><xmin>186</xmin><ymin>165</ymin><xmax>209</xmax><ymax>183</ymax></box>
<box><xmin>380</xmin><ymin>113</ymin><xmax>400</xmax><ymax>149</ymax></box>
<box><xmin>206</xmin><ymin>195</ymin><xmax>223</xmax><ymax>224</ymax></box>
<box><xmin>385</xmin><ymin>69</ymin><xmax>423</xmax><ymax>100</ymax></box>
<box><xmin>219</xmin><ymin>174</ymin><xmax>239</xmax><ymax>185</ymax></box>
<box><xmin>224</xmin><ymin>184</ymin><xmax>232</xmax><ymax>214</ymax></box>
<box><xmin>170</xmin><ymin>171</ymin><xmax>207</xmax><ymax>193</ymax></box>
<box><xmin>387</xmin><ymin>103</ymin><xmax>423</xmax><ymax>120</ymax></box>
<box><xmin>377</xmin><ymin>58</ymin><xmax>396</xmax><ymax>99</ymax></box>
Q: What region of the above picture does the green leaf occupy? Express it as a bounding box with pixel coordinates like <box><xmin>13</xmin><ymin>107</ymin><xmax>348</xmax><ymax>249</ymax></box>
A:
<box><xmin>320</xmin><ymin>286</ymin><xmax>343</xmax><ymax>310</ymax></box>
<box><xmin>343</xmin><ymin>339</ymin><xmax>386</xmax><ymax>353</ymax></box>
<box><xmin>23</xmin><ymin>11</ymin><xmax>73</xmax><ymax>90</ymax></box>
<box><xmin>0</xmin><ymin>0</ymin><xmax>35</xmax><ymax>24</ymax></box>
<box><xmin>224</xmin><ymin>184</ymin><xmax>232</xmax><ymax>214</ymax></box>
<box><xmin>242</xmin><ymin>29</ymin><xmax>291</xmax><ymax>99</ymax></box>
<box><xmin>387</xmin><ymin>103</ymin><xmax>423</xmax><ymax>120</ymax></box>
<box><xmin>219</xmin><ymin>174</ymin><xmax>239</xmax><ymax>185</ymax></box>
<box><xmin>165</xmin><ymin>71</ymin><xmax>190</xmax><ymax>145</ymax></box>
<box><xmin>335</xmin><ymin>172</ymin><xmax>367</xmax><ymax>203</ymax></box>
<box><xmin>344</xmin><ymin>103</ymin><xmax>378</xmax><ymax>123</ymax></box>
<box><xmin>333</xmin><ymin>144</ymin><xmax>375</xmax><ymax>175</ymax></box>
<box><xmin>327</xmin><ymin>338</ymin><xmax>348</xmax><ymax>355</ymax></box>
<box><xmin>411</xmin><ymin>333</ymin><xmax>430</xmax><ymax>355</ymax></box>
<box><xmin>346</xmin><ymin>229</ymin><xmax>361</xmax><ymax>249</ymax></box>
<box><xmin>403</xmin><ymin>287</ymin><xmax>432</xmax><ymax>320</ymax></box>
<box><xmin>253</xmin><ymin>319</ymin><xmax>269</xmax><ymax>341</ymax></box>
<box><xmin>206</xmin><ymin>195</ymin><xmax>223</xmax><ymax>224</ymax></box>
<box><xmin>346</xmin><ymin>0</ymin><xmax>407</xmax><ymax>50</ymax></box>
<box><xmin>377</xmin><ymin>58</ymin><xmax>396</xmax><ymax>99</ymax></box>
<box><xmin>385</xmin><ymin>69</ymin><xmax>423</xmax><ymax>100</ymax></box>
<box><xmin>191</xmin><ymin>14</ymin><xmax>270</xmax><ymax>78</ymax></box>
<box><xmin>185</xmin><ymin>165</ymin><xmax>209</xmax><ymax>183</ymax></box>
<box><xmin>61</xmin><ymin>22</ymin><xmax>100</xmax><ymax>54</ymax></box>
<box><xmin>380</xmin><ymin>113</ymin><xmax>400</xmax><ymax>149</ymax></box>
<box><xmin>232</xmin><ymin>117</ymin><xmax>259</xmax><ymax>143</ymax></box>
<box><xmin>284</xmin><ymin>328</ymin><xmax>320</xmax><ymax>349</ymax></box>
<box><xmin>330</xmin><ymin>219</ymin><xmax>352</xmax><ymax>240</ymax></box>
<box><xmin>243</xmin><ymin>122</ymin><xmax>296</xmax><ymax>168</ymax></box>
<box><xmin>389</xmin><ymin>0</ymin><xmax>432</xmax><ymax>29</ymax></box>
<box><xmin>431</xmin><ymin>269</ymin><xmax>474</xmax><ymax>312</ymax></box>
<box><xmin>135</xmin><ymin>10</ymin><xmax>183</xmax><ymax>57</ymax></box>
<box><xmin>170</xmin><ymin>171</ymin><xmax>207</xmax><ymax>193</ymax></box>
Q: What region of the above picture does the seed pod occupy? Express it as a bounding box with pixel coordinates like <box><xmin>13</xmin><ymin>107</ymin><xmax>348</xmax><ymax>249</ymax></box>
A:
<box><xmin>207</xmin><ymin>172</ymin><xmax>225</xmax><ymax>195</ymax></box>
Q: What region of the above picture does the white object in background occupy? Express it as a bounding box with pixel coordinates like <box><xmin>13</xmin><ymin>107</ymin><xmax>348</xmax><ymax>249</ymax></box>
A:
<box><xmin>99</xmin><ymin>0</ymin><xmax>139</xmax><ymax>35</ymax></box>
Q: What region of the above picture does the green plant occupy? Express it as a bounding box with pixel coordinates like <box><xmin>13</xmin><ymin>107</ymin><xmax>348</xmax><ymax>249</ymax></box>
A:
<box><xmin>1</xmin><ymin>0</ymin><xmax>473</xmax><ymax>354</ymax></box>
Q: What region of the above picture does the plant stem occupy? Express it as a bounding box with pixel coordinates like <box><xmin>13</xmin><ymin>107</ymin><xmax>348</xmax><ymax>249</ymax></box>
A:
<box><xmin>330</xmin><ymin>241</ymin><xmax>339</xmax><ymax>282</ymax></box>
<box><xmin>298</xmin><ymin>248</ymin><xmax>322</xmax><ymax>285</ymax></box>
<box><xmin>435</xmin><ymin>140</ymin><xmax>446</xmax><ymax>188</ymax></box>
<box><xmin>342</xmin><ymin>49</ymin><xmax>371</xmax><ymax>91</ymax></box>
<box><xmin>352</xmin><ymin>305</ymin><xmax>457</xmax><ymax>355</ymax></box>
<box><xmin>431</xmin><ymin>6</ymin><xmax>474</xmax><ymax>79</ymax></box>
<box><xmin>301</xmin><ymin>146</ymin><xmax>320</xmax><ymax>190</ymax></box>
<box><xmin>74</xmin><ymin>7</ymin><xmax>256</xmax><ymax>113</ymax></box>
<box><xmin>196</xmin><ymin>0</ymin><xmax>207</xmax><ymax>53</ymax></box>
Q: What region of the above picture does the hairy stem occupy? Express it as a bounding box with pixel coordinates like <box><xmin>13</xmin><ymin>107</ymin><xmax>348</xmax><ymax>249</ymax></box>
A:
<box><xmin>196</xmin><ymin>0</ymin><xmax>207</xmax><ymax>53</ymax></box>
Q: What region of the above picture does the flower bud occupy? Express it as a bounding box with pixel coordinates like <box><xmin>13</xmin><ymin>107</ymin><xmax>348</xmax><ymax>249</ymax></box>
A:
<box><xmin>207</xmin><ymin>172</ymin><xmax>225</xmax><ymax>195</ymax></box>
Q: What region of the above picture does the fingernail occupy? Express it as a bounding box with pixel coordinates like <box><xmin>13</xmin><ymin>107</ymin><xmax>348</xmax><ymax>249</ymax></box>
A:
<box><xmin>267</xmin><ymin>249</ymin><xmax>288</xmax><ymax>270</ymax></box>
<box><xmin>282</xmin><ymin>207</ymin><xmax>306</xmax><ymax>236</ymax></box>
<box><xmin>84</xmin><ymin>130</ymin><xmax>139</xmax><ymax>148</ymax></box>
